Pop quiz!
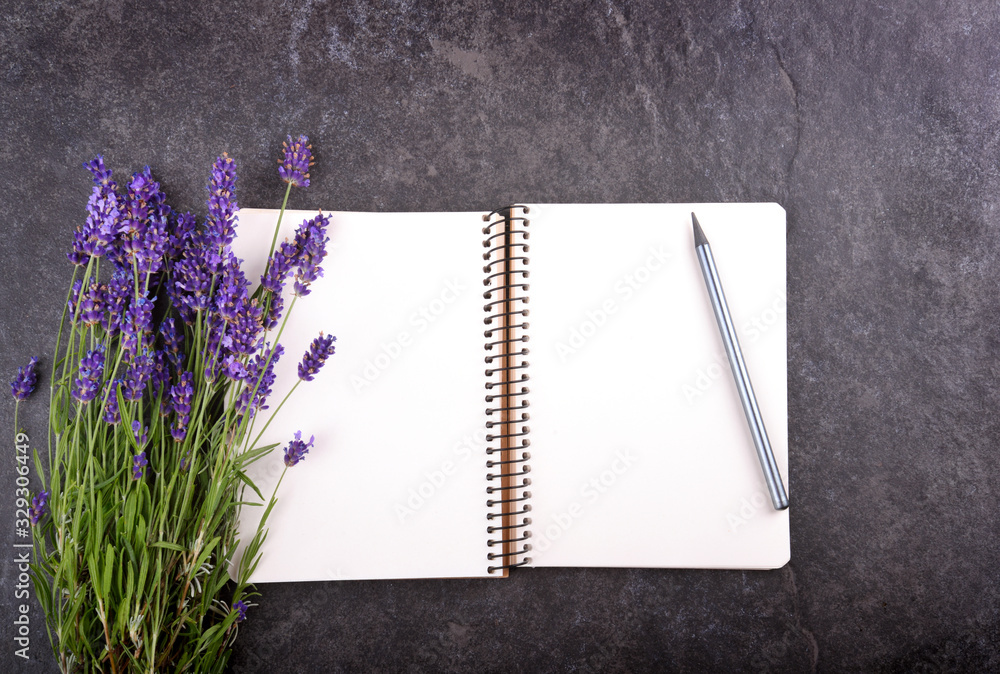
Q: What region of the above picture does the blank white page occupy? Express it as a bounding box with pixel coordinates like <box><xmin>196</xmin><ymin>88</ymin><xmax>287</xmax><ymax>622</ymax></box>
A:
<box><xmin>230</xmin><ymin>209</ymin><xmax>491</xmax><ymax>581</ymax></box>
<box><xmin>525</xmin><ymin>203</ymin><xmax>789</xmax><ymax>569</ymax></box>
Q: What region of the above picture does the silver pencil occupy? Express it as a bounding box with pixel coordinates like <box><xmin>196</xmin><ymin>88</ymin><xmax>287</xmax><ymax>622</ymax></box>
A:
<box><xmin>692</xmin><ymin>212</ymin><xmax>789</xmax><ymax>511</ymax></box>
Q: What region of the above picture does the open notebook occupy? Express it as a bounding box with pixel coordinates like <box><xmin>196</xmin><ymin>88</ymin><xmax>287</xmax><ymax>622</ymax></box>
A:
<box><xmin>229</xmin><ymin>203</ymin><xmax>789</xmax><ymax>581</ymax></box>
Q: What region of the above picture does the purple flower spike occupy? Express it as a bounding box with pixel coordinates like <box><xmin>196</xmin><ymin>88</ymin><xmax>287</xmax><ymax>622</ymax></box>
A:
<box><xmin>205</xmin><ymin>153</ymin><xmax>239</xmax><ymax>259</ymax></box>
<box><xmin>78</xmin><ymin>282</ymin><xmax>105</xmax><ymax>327</ymax></box>
<box><xmin>169</xmin><ymin>371</ymin><xmax>194</xmax><ymax>442</ymax></box>
<box><xmin>131</xmin><ymin>419</ymin><xmax>148</xmax><ymax>447</ymax></box>
<box><xmin>10</xmin><ymin>356</ymin><xmax>39</xmax><ymax>401</ymax></box>
<box><xmin>160</xmin><ymin>317</ymin><xmax>184</xmax><ymax>368</ymax></box>
<box><xmin>68</xmin><ymin>279</ymin><xmax>83</xmax><ymax>319</ymax></box>
<box><xmin>233</xmin><ymin>600</ymin><xmax>248</xmax><ymax>623</ymax></box>
<box><xmin>71</xmin><ymin>347</ymin><xmax>105</xmax><ymax>404</ymax></box>
<box><xmin>166</xmin><ymin>211</ymin><xmax>197</xmax><ymax>261</ymax></box>
<box><xmin>215</xmin><ymin>253</ymin><xmax>251</xmax><ymax>324</ymax></box>
<box><xmin>29</xmin><ymin>491</ymin><xmax>49</xmax><ymax>526</ymax></box>
<box><xmin>278</xmin><ymin>134</ymin><xmax>313</xmax><ymax>187</ymax></box>
<box><xmin>84</xmin><ymin>155</ymin><xmax>115</xmax><ymax>187</ymax></box>
<box><xmin>68</xmin><ymin>228</ymin><xmax>90</xmax><ymax>266</ymax></box>
<box><xmin>123</xmin><ymin>349</ymin><xmax>155</xmax><ymax>402</ymax></box>
<box><xmin>102</xmin><ymin>380</ymin><xmax>123</xmax><ymax>425</ymax></box>
<box><xmin>132</xmin><ymin>451</ymin><xmax>148</xmax><ymax>480</ymax></box>
<box><xmin>283</xmin><ymin>431</ymin><xmax>315</xmax><ymax>467</ymax></box>
<box><xmin>171</xmin><ymin>243</ymin><xmax>213</xmax><ymax>321</ymax></box>
<box><xmin>260</xmin><ymin>239</ymin><xmax>297</xmax><ymax>294</ymax></box>
<box><xmin>121</xmin><ymin>296</ymin><xmax>155</xmax><ymax>360</ymax></box>
<box><xmin>224</xmin><ymin>301</ymin><xmax>264</xmax><ymax>356</ymax></box>
<box><xmin>73</xmin><ymin>156</ymin><xmax>122</xmax><ymax>266</ymax></box>
<box><xmin>292</xmin><ymin>213</ymin><xmax>330</xmax><ymax>297</ymax></box>
<box><xmin>235</xmin><ymin>344</ymin><xmax>283</xmax><ymax>417</ymax></box>
<box><xmin>298</xmin><ymin>333</ymin><xmax>336</xmax><ymax>381</ymax></box>
<box><xmin>101</xmin><ymin>269</ymin><xmax>131</xmax><ymax>334</ymax></box>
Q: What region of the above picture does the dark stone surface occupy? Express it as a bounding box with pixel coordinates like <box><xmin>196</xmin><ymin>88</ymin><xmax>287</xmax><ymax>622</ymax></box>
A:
<box><xmin>1</xmin><ymin>0</ymin><xmax>999</xmax><ymax>671</ymax></box>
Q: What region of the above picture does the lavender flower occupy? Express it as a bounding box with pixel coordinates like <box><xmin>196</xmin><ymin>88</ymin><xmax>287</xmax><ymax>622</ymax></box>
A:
<box><xmin>262</xmin><ymin>292</ymin><xmax>285</xmax><ymax>331</ymax></box>
<box><xmin>138</xmin><ymin>211</ymin><xmax>170</xmax><ymax>275</ymax></box>
<box><xmin>150</xmin><ymin>350</ymin><xmax>171</xmax><ymax>398</ymax></box>
<box><xmin>131</xmin><ymin>419</ymin><xmax>148</xmax><ymax>447</ymax></box>
<box><xmin>171</xmin><ymin>242</ymin><xmax>213</xmax><ymax>322</ymax></box>
<box><xmin>68</xmin><ymin>159</ymin><xmax>119</xmax><ymax>265</ymax></box>
<box><xmin>283</xmin><ymin>431</ymin><xmax>315</xmax><ymax>467</ymax></box>
<box><xmin>260</xmin><ymin>239</ymin><xmax>298</xmax><ymax>329</ymax></box>
<box><xmin>117</xmin><ymin>168</ymin><xmax>154</xmax><ymax>268</ymax></box>
<box><xmin>223</xmin><ymin>302</ymin><xmax>264</xmax><ymax>356</ymax></box>
<box><xmin>77</xmin><ymin>282</ymin><xmax>105</xmax><ymax>327</ymax></box>
<box><xmin>121</xmin><ymin>296</ymin><xmax>155</xmax><ymax>360</ymax></box>
<box><xmin>235</xmin><ymin>345</ymin><xmax>283</xmax><ymax>417</ymax></box>
<box><xmin>233</xmin><ymin>600</ymin><xmax>248</xmax><ymax>623</ymax></box>
<box><xmin>82</xmin><ymin>191</ymin><xmax>120</xmax><ymax>258</ymax></box>
<box><xmin>218</xmin><ymin>354</ymin><xmax>246</xmax><ymax>382</ymax></box>
<box><xmin>122</xmin><ymin>349</ymin><xmax>155</xmax><ymax>402</ymax></box>
<box><xmin>292</xmin><ymin>213</ymin><xmax>330</xmax><ymax>296</ymax></box>
<box><xmin>84</xmin><ymin>155</ymin><xmax>115</xmax><ymax>187</ymax></box>
<box><xmin>205</xmin><ymin>153</ymin><xmax>239</xmax><ymax>263</ymax></box>
<box><xmin>102</xmin><ymin>380</ymin><xmax>123</xmax><ymax>425</ymax></box>
<box><xmin>166</xmin><ymin>211</ymin><xmax>197</xmax><ymax>261</ymax></box>
<box><xmin>298</xmin><ymin>333</ymin><xmax>336</xmax><ymax>381</ymax></box>
<box><xmin>29</xmin><ymin>491</ymin><xmax>49</xmax><ymax>526</ymax></box>
<box><xmin>67</xmin><ymin>229</ymin><xmax>89</xmax><ymax>266</ymax></box>
<box><xmin>215</xmin><ymin>253</ymin><xmax>250</xmax><ymax>324</ymax></box>
<box><xmin>69</xmin><ymin>194</ymin><xmax>119</xmax><ymax>265</ymax></box>
<box><xmin>169</xmin><ymin>371</ymin><xmax>194</xmax><ymax>442</ymax></box>
<box><xmin>71</xmin><ymin>347</ymin><xmax>105</xmax><ymax>404</ymax></box>
<box><xmin>160</xmin><ymin>317</ymin><xmax>184</xmax><ymax>368</ymax></box>
<box><xmin>68</xmin><ymin>279</ymin><xmax>83</xmax><ymax>319</ymax></box>
<box><xmin>101</xmin><ymin>268</ymin><xmax>131</xmax><ymax>334</ymax></box>
<box><xmin>260</xmin><ymin>239</ymin><xmax>298</xmax><ymax>294</ymax></box>
<box><xmin>278</xmin><ymin>134</ymin><xmax>314</xmax><ymax>187</ymax></box>
<box><xmin>10</xmin><ymin>356</ymin><xmax>39</xmax><ymax>401</ymax></box>
<box><xmin>132</xmin><ymin>451</ymin><xmax>148</xmax><ymax>480</ymax></box>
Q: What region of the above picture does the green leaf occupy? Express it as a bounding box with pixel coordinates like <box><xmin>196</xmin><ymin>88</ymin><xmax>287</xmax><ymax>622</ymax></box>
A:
<box><xmin>232</xmin><ymin>442</ymin><xmax>280</xmax><ymax>470</ymax></box>
<box><xmin>102</xmin><ymin>543</ymin><xmax>115</xmax><ymax>599</ymax></box>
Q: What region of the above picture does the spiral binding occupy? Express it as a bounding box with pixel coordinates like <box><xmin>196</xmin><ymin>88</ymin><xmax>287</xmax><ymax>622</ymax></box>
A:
<box><xmin>482</xmin><ymin>205</ymin><xmax>532</xmax><ymax>574</ymax></box>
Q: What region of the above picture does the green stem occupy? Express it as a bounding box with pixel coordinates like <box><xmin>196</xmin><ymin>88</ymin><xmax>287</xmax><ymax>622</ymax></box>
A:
<box><xmin>245</xmin><ymin>379</ymin><xmax>301</xmax><ymax>453</ymax></box>
<box><xmin>265</xmin><ymin>183</ymin><xmax>293</xmax><ymax>269</ymax></box>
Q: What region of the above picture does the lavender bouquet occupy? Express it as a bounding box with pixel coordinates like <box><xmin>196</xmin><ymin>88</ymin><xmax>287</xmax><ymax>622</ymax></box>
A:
<box><xmin>12</xmin><ymin>135</ymin><xmax>335</xmax><ymax>672</ymax></box>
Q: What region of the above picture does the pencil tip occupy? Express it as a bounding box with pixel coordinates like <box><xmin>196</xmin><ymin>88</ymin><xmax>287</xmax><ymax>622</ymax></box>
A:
<box><xmin>691</xmin><ymin>212</ymin><xmax>708</xmax><ymax>248</ymax></box>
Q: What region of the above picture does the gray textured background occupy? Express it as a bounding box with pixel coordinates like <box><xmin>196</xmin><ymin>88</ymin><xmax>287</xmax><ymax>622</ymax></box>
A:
<box><xmin>1</xmin><ymin>1</ymin><xmax>998</xmax><ymax>672</ymax></box>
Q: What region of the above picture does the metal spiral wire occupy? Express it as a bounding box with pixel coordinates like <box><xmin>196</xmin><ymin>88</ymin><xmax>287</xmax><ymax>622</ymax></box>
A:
<box><xmin>482</xmin><ymin>205</ymin><xmax>533</xmax><ymax>573</ymax></box>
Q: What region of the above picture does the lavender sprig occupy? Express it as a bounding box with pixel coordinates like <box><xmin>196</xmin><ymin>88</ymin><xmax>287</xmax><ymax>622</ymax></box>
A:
<box><xmin>10</xmin><ymin>356</ymin><xmax>39</xmax><ymax>401</ymax></box>
<box><xmin>283</xmin><ymin>431</ymin><xmax>314</xmax><ymax>467</ymax></box>
<box><xmin>278</xmin><ymin>134</ymin><xmax>314</xmax><ymax>187</ymax></box>
<box><xmin>20</xmin><ymin>137</ymin><xmax>333</xmax><ymax>672</ymax></box>
<box><xmin>29</xmin><ymin>491</ymin><xmax>49</xmax><ymax>526</ymax></box>
<box><xmin>298</xmin><ymin>333</ymin><xmax>336</xmax><ymax>381</ymax></box>
<box><xmin>102</xmin><ymin>380</ymin><xmax>123</xmax><ymax>425</ymax></box>
<box><xmin>205</xmin><ymin>153</ymin><xmax>239</xmax><ymax>266</ymax></box>
<box><xmin>169</xmin><ymin>371</ymin><xmax>194</xmax><ymax>442</ymax></box>
<box><xmin>292</xmin><ymin>213</ymin><xmax>330</xmax><ymax>296</ymax></box>
<box><xmin>132</xmin><ymin>451</ymin><xmax>148</xmax><ymax>480</ymax></box>
<box><xmin>71</xmin><ymin>347</ymin><xmax>105</xmax><ymax>404</ymax></box>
